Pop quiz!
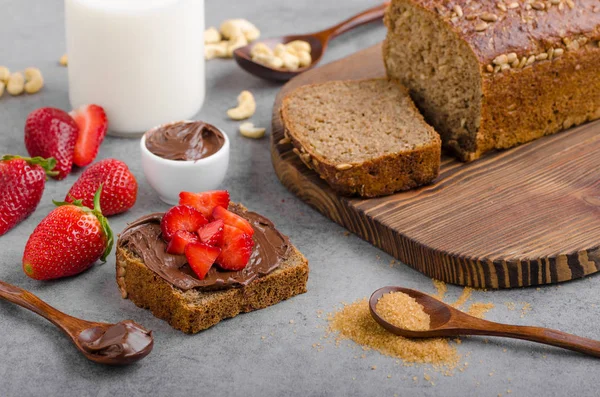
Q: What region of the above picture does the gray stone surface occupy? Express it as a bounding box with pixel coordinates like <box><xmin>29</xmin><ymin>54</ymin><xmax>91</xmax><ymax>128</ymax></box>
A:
<box><xmin>0</xmin><ymin>1</ymin><xmax>598</xmax><ymax>396</ymax></box>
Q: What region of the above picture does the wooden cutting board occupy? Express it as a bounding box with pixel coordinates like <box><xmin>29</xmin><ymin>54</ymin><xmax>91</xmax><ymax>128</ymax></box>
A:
<box><xmin>271</xmin><ymin>43</ymin><xmax>600</xmax><ymax>289</ymax></box>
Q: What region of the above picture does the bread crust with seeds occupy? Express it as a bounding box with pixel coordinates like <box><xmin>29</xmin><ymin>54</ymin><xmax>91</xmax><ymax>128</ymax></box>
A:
<box><xmin>384</xmin><ymin>0</ymin><xmax>600</xmax><ymax>161</ymax></box>
<box><xmin>281</xmin><ymin>78</ymin><xmax>441</xmax><ymax>198</ymax></box>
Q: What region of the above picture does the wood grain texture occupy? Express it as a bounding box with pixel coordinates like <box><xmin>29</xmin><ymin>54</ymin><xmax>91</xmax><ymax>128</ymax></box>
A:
<box><xmin>271</xmin><ymin>43</ymin><xmax>600</xmax><ymax>289</ymax></box>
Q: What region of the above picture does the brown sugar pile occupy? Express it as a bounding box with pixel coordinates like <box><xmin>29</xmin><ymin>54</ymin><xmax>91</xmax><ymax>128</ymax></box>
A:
<box><xmin>328</xmin><ymin>298</ymin><xmax>460</xmax><ymax>370</ymax></box>
<box><xmin>376</xmin><ymin>291</ymin><xmax>430</xmax><ymax>331</ymax></box>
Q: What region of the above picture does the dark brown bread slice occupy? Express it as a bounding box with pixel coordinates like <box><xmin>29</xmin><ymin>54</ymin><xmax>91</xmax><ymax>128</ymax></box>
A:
<box><xmin>116</xmin><ymin>241</ymin><xmax>308</xmax><ymax>334</ymax></box>
<box><xmin>280</xmin><ymin>78</ymin><xmax>442</xmax><ymax>198</ymax></box>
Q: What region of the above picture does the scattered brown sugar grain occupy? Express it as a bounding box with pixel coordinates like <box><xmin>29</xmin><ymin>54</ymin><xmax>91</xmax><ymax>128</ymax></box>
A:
<box><xmin>432</xmin><ymin>279</ymin><xmax>447</xmax><ymax>300</ymax></box>
<box><xmin>468</xmin><ymin>302</ymin><xmax>495</xmax><ymax>319</ymax></box>
<box><xmin>376</xmin><ymin>292</ymin><xmax>431</xmax><ymax>331</ymax></box>
<box><xmin>520</xmin><ymin>302</ymin><xmax>532</xmax><ymax>318</ymax></box>
<box><xmin>451</xmin><ymin>287</ymin><xmax>473</xmax><ymax>308</ymax></box>
<box><xmin>328</xmin><ymin>298</ymin><xmax>460</xmax><ymax>369</ymax></box>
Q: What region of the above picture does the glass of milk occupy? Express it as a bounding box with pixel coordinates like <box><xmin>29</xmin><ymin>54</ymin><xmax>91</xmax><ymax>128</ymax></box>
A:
<box><xmin>65</xmin><ymin>0</ymin><xmax>205</xmax><ymax>137</ymax></box>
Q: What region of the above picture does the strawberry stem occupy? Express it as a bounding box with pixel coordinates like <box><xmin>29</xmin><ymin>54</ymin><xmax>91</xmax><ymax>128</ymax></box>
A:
<box><xmin>53</xmin><ymin>185</ymin><xmax>114</xmax><ymax>262</ymax></box>
<box><xmin>1</xmin><ymin>154</ymin><xmax>59</xmax><ymax>177</ymax></box>
<box><xmin>93</xmin><ymin>185</ymin><xmax>114</xmax><ymax>261</ymax></box>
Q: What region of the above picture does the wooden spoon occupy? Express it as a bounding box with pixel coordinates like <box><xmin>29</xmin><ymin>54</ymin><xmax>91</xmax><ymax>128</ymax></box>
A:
<box><xmin>233</xmin><ymin>2</ymin><xmax>390</xmax><ymax>81</ymax></box>
<box><xmin>0</xmin><ymin>280</ymin><xmax>153</xmax><ymax>365</ymax></box>
<box><xmin>369</xmin><ymin>286</ymin><xmax>600</xmax><ymax>358</ymax></box>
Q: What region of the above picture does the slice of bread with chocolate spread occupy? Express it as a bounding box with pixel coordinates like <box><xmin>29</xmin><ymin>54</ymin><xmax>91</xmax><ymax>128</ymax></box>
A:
<box><xmin>116</xmin><ymin>203</ymin><xmax>309</xmax><ymax>334</ymax></box>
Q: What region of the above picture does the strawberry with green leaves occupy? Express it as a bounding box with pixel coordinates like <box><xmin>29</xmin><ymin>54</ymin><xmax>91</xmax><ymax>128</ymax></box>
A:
<box><xmin>23</xmin><ymin>187</ymin><xmax>113</xmax><ymax>280</ymax></box>
<box><xmin>0</xmin><ymin>155</ymin><xmax>57</xmax><ymax>236</ymax></box>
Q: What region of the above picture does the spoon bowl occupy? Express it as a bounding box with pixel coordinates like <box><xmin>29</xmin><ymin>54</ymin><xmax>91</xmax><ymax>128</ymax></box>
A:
<box><xmin>0</xmin><ymin>280</ymin><xmax>153</xmax><ymax>365</ymax></box>
<box><xmin>369</xmin><ymin>286</ymin><xmax>457</xmax><ymax>338</ymax></box>
<box><xmin>369</xmin><ymin>286</ymin><xmax>600</xmax><ymax>358</ymax></box>
<box><xmin>74</xmin><ymin>320</ymin><xmax>154</xmax><ymax>365</ymax></box>
<box><xmin>234</xmin><ymin>2</ymin><xmax>389</xmax><ymax>81</ymax></box>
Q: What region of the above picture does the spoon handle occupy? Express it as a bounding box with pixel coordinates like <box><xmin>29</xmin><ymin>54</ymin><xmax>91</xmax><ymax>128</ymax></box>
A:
<box><xmin>469</xmin><ymin>320</ymin><xmax>600</xmax><ymax>358</ymax></box>
<box><xmin>0</xmin><ymin>280</ymin><xmax>85</xmax><ymax>336</ymax></box>
<box><xmin>322</xmin><ymin>2</ymin><xmax>390</xmax><ymax>39</ymax></box>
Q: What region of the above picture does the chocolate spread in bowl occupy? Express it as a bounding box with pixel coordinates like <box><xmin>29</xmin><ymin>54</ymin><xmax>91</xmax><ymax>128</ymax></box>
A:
<box><xmin>117</xmin><ymin>205</ymin><xmax>291</xmax><ymax>291</ymax></box>
<box><xmin>144</xmin><ymin>121</ymin><xmax>225</xmax><ymax>161</ymax></box>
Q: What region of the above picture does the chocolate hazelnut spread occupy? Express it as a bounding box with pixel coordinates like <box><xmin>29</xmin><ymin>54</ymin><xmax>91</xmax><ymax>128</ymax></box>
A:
<box><xmin>77</xmin><ymin>320</ymin><xmax>154</xmax><ymax>365</ymax></box>
<box><xmin>145</xmin><ymin>121</ymin><xmax>225</xmax><ymax>161</ymax></box>
<box><xmin>117</xmin><ymin>205</ymin><xmax>290</xmax><ymax>291</ymax></box>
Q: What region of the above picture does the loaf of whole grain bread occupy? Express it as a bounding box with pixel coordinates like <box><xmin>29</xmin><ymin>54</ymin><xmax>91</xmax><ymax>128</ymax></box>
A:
<box><xmin>281</xmin><ymin>78</ymin><xmax>441</xmax><ymax>198</ymax></box>
<box><xmin>383</xmin><ymin>0</ymin><xmax>600</xmax><ymax>161</ymax></box>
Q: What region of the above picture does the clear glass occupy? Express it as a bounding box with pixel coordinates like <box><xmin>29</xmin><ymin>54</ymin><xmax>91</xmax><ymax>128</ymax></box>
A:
<box><xmin>65</xmin><ymin>0</ymin><xmax>205</xmax><ymax>136</ymax></box>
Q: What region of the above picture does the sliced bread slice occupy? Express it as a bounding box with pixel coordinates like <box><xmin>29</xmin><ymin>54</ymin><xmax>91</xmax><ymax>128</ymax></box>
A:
<box><xmin>116</xmin><ymin>205</ymin><xmax>309</xmax><ymax>334</ymax></box>
<box><xmin>116</xmin><ymin>244</ymin><xmax>308</xmax><ymax>334</ymax></box>
<box><xmin>280</xmin><ymin>78</ymin><xmax>441</xmax><ymax>197</ymax></box>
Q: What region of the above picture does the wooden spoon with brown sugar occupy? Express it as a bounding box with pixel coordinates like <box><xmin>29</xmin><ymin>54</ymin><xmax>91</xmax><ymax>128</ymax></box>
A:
<box><xmin>370</xmin><ymin>286</ymin><xmax>600</xmax><ymax>358</ymax></box>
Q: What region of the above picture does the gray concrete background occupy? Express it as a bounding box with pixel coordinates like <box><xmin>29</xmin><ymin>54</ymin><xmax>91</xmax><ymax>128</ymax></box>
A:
<box><xmin>0</xmin><ymin>1</ymin><xmax>598</xmax><ymax>396</ymax></box>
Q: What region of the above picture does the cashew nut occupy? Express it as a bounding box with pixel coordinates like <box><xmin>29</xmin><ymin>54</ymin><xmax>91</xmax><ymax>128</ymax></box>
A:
<box><xmin>279</xmin><ymin>51</ymin><xmax>300</xmax><ymax>71</ymax></box>
<box><xmin>227</xmin><ymin>34</ymin><xmax>248</xmax><ymax>57</ymax></box>
<box><xmin>227</xmin><ymin>90</ymin><xmax>256</xmax><ymax>120</ymax></box>
<box><xmin>204</xmin><ymin>27</ymin><xmax>222</xmax><ymax>44</ymax></box>
<box><xmin>249</xmin><ymin>41</ymin><xmax>312</xmax><ymax>70</ymax></box>
<box><xmin>24</xmin><ymin>67</ymin><xmax>44</xmax><ymax>94</ymax></box>
<box><xmin>220</xmin><ymin>19</ymin><xmax>260</xmax><ymax>42</ymax></box>
<box><xmin>0</xmin><ymin>81</ymin><xmax>4</xmax><ymax>98</ymax></box>
<box><xmin>0</xmin><ymin>66</ymin><xmax>9</xmax><ymax>83</ymax></box>
<box><xmin>6</xmin><ymin>72</ymin><xmax>24</xmax><ymax>96</ymax></box>
<box><xmin>239</xmin><ymin>122</ymin><xmax>266</xmax><ymax>139</ymax></box>
<box><xmin>286</xmin><ymin>40</ymin><xmax>312</xmax><ymax>53</ymax></box>
<box><xmin>252</xmin><ymin>53</ymin><xmax>284</xmax><ymax>69</ymax></box>
<box><xmin>205</xmin><ymin>41</ymin><xmax>229</xmax><ymax>59</ymax></box>
<box><xmin>250</xmin><ymin>42</ymin><xmax>273</xmax><ymax>58</ymax></box>
<box><xmin>273</xmin><ymin>44</ymin><xmax>288</xmax><ymax>57</ymax></box>
<box><xmin>272</xmin><ymin>44</ymin><xmax>300</xmax><ymax>70</ymax></box>
<box><xmin>297</xmin><ymin>50</ymin><xmax>312</xmax><ymax>67</ymax></box>
<box><xmin>59</xmin><ymin>54</ymin><xmax>68</xmax><ymax>66</ymax></box>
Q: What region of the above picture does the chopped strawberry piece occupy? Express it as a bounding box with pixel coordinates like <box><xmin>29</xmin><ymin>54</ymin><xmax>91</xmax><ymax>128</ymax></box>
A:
<box><xmin>185</xmin><ymin>242</ymin><xmax>221</xmax><ymax>280</ymax></box>
<box><xmin>216</xmin><ymin>225</ymin><xmax>254</xmax><ymax>271</ymax></box>
<box><xmin>70</xmin><ymin>104</ymin><xmax>108</xmax><ymax>167</ymax></box>
<box><xmin>179</xmin><ymin>190</ymin><xmax>230</xmax><ymax>218</ymax></box>
<box><xmin>212</xmin><ymin>206</ymin><xmax>254</xmax><ymax>236</ymax></box>
<box><xmin>160</xmin><ymin>205</ymin><xmax>208</xmax><ymax>242</ymax></box>
<box><xmin>197</xmin><ymin>219</ymin><xmax>224</xmax><ymax>246</ymax></box>
<box><xmin>166</xmin><ymin>230</ymin><xmax>199</xmax><ymax>255</ymax></box>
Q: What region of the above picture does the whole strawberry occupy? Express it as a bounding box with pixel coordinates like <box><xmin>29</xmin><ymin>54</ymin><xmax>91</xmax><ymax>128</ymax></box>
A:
<box><xmin>24</xmin><ymin>107</ymin><xmax>79</xmax><ymax>180</ymax></box>
<box><xmin>65</xmin><ymin>159</ymin><xmax>138</xmax><ymax>216</ymax></box>
<box><xmin>23</xmin><ymin>188</ymin><xmax>113</xmax><ymax>280</ymax></box>
<box><xmin>0</xmin><ymin>155</ymin><xmax>57</xmax><ymax>236</ymax></box>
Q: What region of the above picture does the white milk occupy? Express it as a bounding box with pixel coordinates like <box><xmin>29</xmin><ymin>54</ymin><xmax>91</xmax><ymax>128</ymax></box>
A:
<box><xmin>65</xmin><ymin>0</ymin><xmax>205</xmax><ymax>136</ymax></box>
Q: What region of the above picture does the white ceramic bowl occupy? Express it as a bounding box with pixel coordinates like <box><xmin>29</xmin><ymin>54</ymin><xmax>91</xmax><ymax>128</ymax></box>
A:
<box><xmin>140</xmin><ymin>121</ymin><xmax>230</xmax><ymax>205</ymax></box>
